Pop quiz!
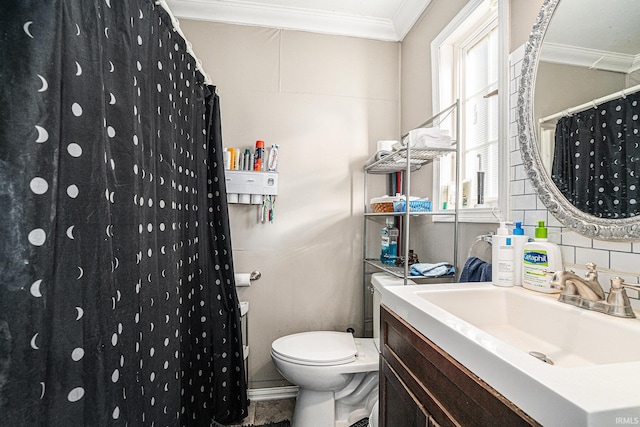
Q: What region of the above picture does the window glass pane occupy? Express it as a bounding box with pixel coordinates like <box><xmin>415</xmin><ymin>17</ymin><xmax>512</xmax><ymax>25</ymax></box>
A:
<box><xmin>436</xmin><ymin>6</ymin><xmax>500</xmax><ymax>212</ymax></box>
<box><xmin>488</xmin><ymin>28</ymin><xmax>498</xmax><ymax>82</ymax></box>
<box><xmin>465</xmin><ymin>36</ymin><xmax>489</xmax><ymax>96</ymax></box>
<box><xmin>461</xmin><ymin>24</ymin><xmax>498</xmax><ymax>203</ymax></box>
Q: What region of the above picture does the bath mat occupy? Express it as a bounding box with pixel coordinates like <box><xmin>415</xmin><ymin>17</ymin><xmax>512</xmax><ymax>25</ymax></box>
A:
<box><xmin>246</xmin><ymin>422</ymin><xmax>290</xmax><ymax>427</ymax></box>
<box><xmin>350</xmin><ymin>418</ymin><xmax>369</xmax><ymax>427</ymax></box>
<box><xmin>212</xmin><ymin>420</ymin><xmax>290</xmax><ymax>427</ymax></box>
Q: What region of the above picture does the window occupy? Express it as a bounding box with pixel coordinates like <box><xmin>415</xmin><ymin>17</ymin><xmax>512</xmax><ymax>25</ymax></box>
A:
<box><xmin>432</xmin><ymin>0</ymin><xmax>508</xmax><ymax>222</ymax></box>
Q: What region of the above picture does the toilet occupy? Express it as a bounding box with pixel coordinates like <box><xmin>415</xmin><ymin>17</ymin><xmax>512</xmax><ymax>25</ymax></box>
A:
<box><xmin>271</xmin><ymin>273</ymin><xmax>414</xmax><ymax>427</ymax></box>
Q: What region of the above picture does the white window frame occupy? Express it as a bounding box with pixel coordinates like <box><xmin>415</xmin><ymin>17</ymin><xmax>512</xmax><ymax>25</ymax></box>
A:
<box><xmin>431</xmin><ymin>0</ymin><xmax>509</xmax><ymax>223</ymax></box>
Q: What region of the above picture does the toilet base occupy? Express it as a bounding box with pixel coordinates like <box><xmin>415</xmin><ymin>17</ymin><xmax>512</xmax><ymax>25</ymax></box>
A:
<box><xmin>291</xmin><ymin>372</ymin><xmax>378</xmax><ymax>427</ymax></box>
<box><xmin>292</xmin><ymin>389</ymin><xmax>334</xmax><ymax>427</ymax></box>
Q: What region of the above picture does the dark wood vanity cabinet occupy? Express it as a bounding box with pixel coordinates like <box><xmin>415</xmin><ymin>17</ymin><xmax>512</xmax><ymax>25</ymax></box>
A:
<box><xmin>379</xmin><ymin>305</ymin><xmax>540</xmax><ymax>427</ymax></box>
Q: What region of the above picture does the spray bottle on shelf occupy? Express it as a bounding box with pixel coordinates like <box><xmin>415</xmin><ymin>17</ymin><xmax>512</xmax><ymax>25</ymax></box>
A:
<box><xmin>522</xmin><ymin>221</ymin><xmax>562</xmax><ymax>293</ymax></box>
<box><xmin>511</xmin><ymin>222</ymin><xmax>530</xmax><ymax>286</ymax></box>
<box><xmin>380</xmin><ymin>217</ymin><xmax>399</xmax><ymax>265</ymax></box>
<box><xmin>492</xmin><ymin>221</ymin><xmax>514</xmax><ymax>287</ymax></box>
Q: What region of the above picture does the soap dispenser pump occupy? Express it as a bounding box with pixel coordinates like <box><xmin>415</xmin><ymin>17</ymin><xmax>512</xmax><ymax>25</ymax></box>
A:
<box><xmin>492</xmin><ymin>222</ymin><xmax>514</xmax><ymax>287</ymax></box>
<box><xmin>511</xmin><ymin>222</ymin><xmax>530</xmax><ymax>286</ymax></box>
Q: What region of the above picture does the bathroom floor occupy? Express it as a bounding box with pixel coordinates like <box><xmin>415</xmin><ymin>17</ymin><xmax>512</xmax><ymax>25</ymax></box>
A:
<box><xmin>230</xmin><ymin>398</ymin><xmax>295</xmax><ymax>426</ymax></box>
<box><xmin>223</xmin><ymin>398</ymin><xmax>370</xmax><ymax>427</ymax></box>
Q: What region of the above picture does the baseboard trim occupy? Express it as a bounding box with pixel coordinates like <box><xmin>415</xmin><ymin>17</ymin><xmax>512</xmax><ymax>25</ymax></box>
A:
<box><xmin>248</xmin><ymin>386</ymin><xmax>299</xmax><ymax>401</ymax></box>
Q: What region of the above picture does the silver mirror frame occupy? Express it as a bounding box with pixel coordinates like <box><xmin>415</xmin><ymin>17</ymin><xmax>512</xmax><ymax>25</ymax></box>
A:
<box><xmin>517</xmin><ymin>0</ymin><xmax>640</xmax><ymax>241</ymax></box>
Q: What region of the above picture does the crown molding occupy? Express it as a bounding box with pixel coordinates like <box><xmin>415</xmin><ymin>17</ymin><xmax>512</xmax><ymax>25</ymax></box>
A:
<box><xmin>540</xmin><ymin>42</ymin><xmax>638</xmax><ymax>74</ymax></box>
<box><xmin>392</xmin><ymin>0</ymin><xmax>432</xmax><ymax>41</ymax></box>
<box><xmin>166</xmin><ymin>0</ymin><xmax>431</xmax><ymax>41</ymax></box>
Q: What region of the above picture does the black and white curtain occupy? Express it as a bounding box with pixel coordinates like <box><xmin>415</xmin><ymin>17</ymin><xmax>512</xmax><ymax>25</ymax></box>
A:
<box><xmin>0</xmin><ymin>1</ymin><xmax>247</xmax><ymax>425</ymax></box>
<box><xmin>552</xmin><ymin>91</ymin><xmax>640</xmax><ymax>219</ymax></box>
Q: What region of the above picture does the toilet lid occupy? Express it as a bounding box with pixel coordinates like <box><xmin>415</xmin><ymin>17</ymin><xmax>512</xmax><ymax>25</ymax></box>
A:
<box><xmin>272</xmin><ymin>331</ymin><xmax>357</xmax><ymax>366</ymax></box>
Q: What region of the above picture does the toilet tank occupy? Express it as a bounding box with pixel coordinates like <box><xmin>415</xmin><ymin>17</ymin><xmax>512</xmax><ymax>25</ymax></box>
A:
<box><xmin>371</xmin><ymin>273</ymin><xmax>415</xmax><ymax>350</ymax></box>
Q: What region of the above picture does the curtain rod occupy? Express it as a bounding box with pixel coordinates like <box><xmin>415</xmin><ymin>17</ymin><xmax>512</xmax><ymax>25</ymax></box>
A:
<box><xmin>538</xmin><ymin>82</ymin><xmax>640</xmax><ymax>124</ymax></box>
<box><xmin>155</xmin><ymin>0</ymin><xmax>213</xmax><ymax>86</ymax></box>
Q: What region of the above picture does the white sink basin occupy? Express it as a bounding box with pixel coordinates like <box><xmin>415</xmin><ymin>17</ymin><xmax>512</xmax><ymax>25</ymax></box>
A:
<box><xmin>416</xmin><ymin>286</ymin><xmax>640</xmax><ymax>367</ymax></box>
<box><xmin>382</xmin><ymin>282</ymin><xmax>640</xmax><ymax>427</ymax></box>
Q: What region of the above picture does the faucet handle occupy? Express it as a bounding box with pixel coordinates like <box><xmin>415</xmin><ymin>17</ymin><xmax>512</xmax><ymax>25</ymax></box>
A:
<box><xmin>610</xmin><ymin>277</ymin><xmax>640</xmax><ymax>292</ymax></box>
<box><xmin>606</xmin><ymin>277</ymin><xmax>638</xmax><ymax>318</ymax></box>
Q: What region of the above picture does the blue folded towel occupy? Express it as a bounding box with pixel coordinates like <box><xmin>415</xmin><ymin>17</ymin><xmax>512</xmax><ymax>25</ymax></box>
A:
<box><xmin>459</xmin><ymin>256</ymin><xmax>492</xmax><ymax>282</ymax></box>
<box><xmin>410</xmin><ymin>262</ymin><xmax>455</xmax><ymax>277</ymax></box>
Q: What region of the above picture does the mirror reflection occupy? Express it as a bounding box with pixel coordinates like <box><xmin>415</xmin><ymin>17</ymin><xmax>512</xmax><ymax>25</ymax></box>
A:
<box><xmin>533</xmin><ymin>0</ymin><xmax>640</xmax><ymax>219</ymax></box>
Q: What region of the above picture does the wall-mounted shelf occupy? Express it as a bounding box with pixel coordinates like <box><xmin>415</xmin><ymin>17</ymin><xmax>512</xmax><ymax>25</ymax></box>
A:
<box><xmin>225</xmin><ymin>170</ymin><xmax>278</xmax><ymax>195</ymax></box>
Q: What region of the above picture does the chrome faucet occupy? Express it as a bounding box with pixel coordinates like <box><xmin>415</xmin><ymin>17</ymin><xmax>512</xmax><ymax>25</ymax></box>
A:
<box><xmin>549</xmin><ymin>263</ymin><xmax>605</xmax><ymax>301</ymax></box>
<box><xmin>549</xmin><ymin>263</ymin><xmax>638</xmax><ymax>319</ymax></box>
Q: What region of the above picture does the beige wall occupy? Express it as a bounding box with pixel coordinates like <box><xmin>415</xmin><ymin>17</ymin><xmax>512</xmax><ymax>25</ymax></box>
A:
<box><xmin>179</xmin><ymin>0</ymin><xmax>639</xmax><ymax>391</ymax></box>
<box><xmin>510</xmin><ymin>0</ymin><xmax>544</xmax><ymax>50</ymax></box>
<box><xmin>535</xmin><ymin>62</ymin><xmax>627</xmax><ymax>122</ymax></box>
<box><xmin>400</xmin><ymin>0</ymin><xmax>468</xmax><ymax>133</ymax></box>
<box><xmin>180</xmin><ymin>20</ymin><xmax>400</xmax><ymax>388</ymax></box>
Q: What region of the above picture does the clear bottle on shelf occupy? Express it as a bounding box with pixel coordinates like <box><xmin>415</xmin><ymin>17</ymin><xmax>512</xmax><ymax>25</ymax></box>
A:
<box><xmin>380</xmin><ymin>217</ymin><xmax>399</xmax><ymax>265</ymax></box>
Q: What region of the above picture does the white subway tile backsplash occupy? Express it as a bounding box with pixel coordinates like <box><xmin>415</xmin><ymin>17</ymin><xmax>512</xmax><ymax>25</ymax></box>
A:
<box><xmin>509</xmin><ymin>121</ymin><xmax>519</xmax><ymax>137</ymax></box>
<box><xmin>510</xmin><ymin>180</ymin><xmax>525</xmax><ymax>195</ymax></box>
<box><xmin>513</xmin><ymin>164</ymin><xmax>528</xmax><ymax>180</ymax></box>
<box><xmin>512</xmin><ymin>194</ymin><xmax>538</xmax><ymax>210</ymax></box>
<box><xmin>546</xmin><ymin>228</ymin><xmax>563</xmax><ymax>245</ymax></box>
<box><xmin>523</xmin><ymin>179</ymin><xmax>536</xmax><ymax>195</ymax></box>
<box><xmin>610</xmin><ymin>252</ymin><xmax>640</xmax><ymax>275</ymax></box>
<box><xmin>524</xmin><ymin>209</ymin><xmax>548</xmax><ymax>226</ymax></box>
<box><xmin>510</xmin><ymin>149</ymin><xmax>522</xmax><ymax>166</ymax></box>
<box><xmin>509</xmin><ymin>92</ymin><xmax>519</xmax><ymax>110</ymax></box>
<box><xmin>510</xmin><ymin>210</ymin><xmax>525</xmax><ymax>224</ymax></box>
<box><xmin>547</xmin><ymin>215</ymin><xmax>564</xmax><ymax>228</ymax></box>
<box><xmin>510</xmin><ymin>136</ymin><xmax>519</xmax><ymax>152</ymax></box>
<box><xmin>559</xmin><ymin>245</ymin><xmax>575</xmax><ymax>265</ymax></box>
<box><xmin>575</xmin><ymin>247</ymin><xmax>611</xmax><ymax>269</ymax></box>
<box><xmin>593</xmin><ymin>240</ymin><xmax>633</xmax><ymax>253</ymax></box>
<box><xmin>561</xmin><ymin>231</ymin><xmax>593</xmax><ymax>248</ymax></box>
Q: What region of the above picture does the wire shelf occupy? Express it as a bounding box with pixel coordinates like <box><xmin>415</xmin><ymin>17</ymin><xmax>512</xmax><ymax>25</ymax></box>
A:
<box><xmin>364</xmin><ymin>146</ymin><xmax>456</xmax><ymax>174</ymax></box>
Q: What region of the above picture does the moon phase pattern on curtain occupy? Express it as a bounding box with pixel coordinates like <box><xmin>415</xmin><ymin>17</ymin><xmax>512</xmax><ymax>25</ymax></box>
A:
<box><xmin>0</xmin><ymin>1</ymin><xmax>247</xmax><ymax>425</ymax></box>
<box><xmin>552</xmin><ymin>91</ymin><xmax>640</xmax><ymax>219</ymax></box>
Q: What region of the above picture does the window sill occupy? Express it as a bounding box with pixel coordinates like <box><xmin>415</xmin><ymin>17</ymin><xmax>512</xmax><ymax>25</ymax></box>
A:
<box><xmin>432</xmin><ymin>206</ymin><xmax>502</xmax><ymax>223</ymax></box>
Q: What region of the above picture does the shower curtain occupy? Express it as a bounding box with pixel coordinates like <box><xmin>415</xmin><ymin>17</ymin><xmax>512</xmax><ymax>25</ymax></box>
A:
<box><xmin>551</xmin><ymin>91</ymin><xmax>640</xmax><ymax>219</ymax></box>
<box><xmin>0</xmin><ymin>1</ymin><xmax>247</xmax><ymax>425</ymax></box>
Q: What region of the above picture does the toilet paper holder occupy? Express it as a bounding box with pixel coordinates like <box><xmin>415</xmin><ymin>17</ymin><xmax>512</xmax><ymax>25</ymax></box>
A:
<box><xmin>235</xmin><ymin>270</ymin><xmax>262</xmax><ymax>287</ymax></box>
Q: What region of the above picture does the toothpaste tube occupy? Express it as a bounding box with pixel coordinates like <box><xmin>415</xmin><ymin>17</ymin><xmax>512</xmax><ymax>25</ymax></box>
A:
<box><xmin>268</xmin><ymin>144</ymin><xmax>279</xmax><ymax>172</ymax></box>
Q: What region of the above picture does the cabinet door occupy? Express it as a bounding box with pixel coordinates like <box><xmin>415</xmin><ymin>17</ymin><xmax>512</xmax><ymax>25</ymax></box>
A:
<box><xmin>380</xmin><ymin>358</ymin><xmax>429</xmax><ymax>427</ymax></box>
<box><xmin>381</xmin><ymin>305</ymin><xmax>539</xmax><ymax>427</ymax></box>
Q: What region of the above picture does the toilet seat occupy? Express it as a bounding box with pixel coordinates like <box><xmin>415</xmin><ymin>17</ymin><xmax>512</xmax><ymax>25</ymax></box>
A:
<box><xmin>271</xmin><ymin>331</ymin><xmax>357</xmax><ymax>366</ymax></box>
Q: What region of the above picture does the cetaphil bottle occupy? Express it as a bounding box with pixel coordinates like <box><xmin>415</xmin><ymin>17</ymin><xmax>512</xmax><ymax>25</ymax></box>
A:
<box><xmin>522</xmin><ymin>221</ymin><xmax>562</xmax><ymax>293</ymax></box>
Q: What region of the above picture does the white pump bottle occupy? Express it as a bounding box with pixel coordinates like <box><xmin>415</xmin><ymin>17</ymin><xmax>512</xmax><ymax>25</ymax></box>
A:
<box><xmin>491</xmin><ymin>221</ymin><xmax>515</xmax><ymax>287</ymax></box>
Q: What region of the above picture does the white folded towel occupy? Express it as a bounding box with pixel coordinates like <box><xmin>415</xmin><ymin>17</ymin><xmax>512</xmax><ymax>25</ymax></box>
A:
<box><xmin>394</xmin><ymin>128</ymin><xmax>453</xmax><ymax>150</ymax></box>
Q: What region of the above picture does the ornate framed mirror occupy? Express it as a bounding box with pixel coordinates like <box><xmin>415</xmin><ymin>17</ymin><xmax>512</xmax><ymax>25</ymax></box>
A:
<box><xmin>518</xmin><ymin>0</ymin><xmax>640</xmax><ymax>240</ymax></box>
